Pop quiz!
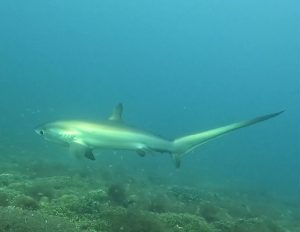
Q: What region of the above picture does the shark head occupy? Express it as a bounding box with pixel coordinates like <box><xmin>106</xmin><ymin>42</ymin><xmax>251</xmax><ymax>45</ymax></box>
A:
<box><xmin>34</xmin><ymin>121</ymin><xmax>76</xmax><ymax>146</ymax></box>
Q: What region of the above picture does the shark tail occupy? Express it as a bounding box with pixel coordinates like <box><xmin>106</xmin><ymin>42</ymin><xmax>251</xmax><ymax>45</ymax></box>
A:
<box><xmin>171</xmin><ymin>111</ymin><xmax>284</xmax><ymax>168</ymax></box>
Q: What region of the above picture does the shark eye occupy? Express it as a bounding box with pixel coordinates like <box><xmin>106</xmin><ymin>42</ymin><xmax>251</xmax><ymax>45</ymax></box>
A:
<box><xmin>39</xmin><ymin>130</ymin><xmax>44</xmax><ymax>135</ymax></box>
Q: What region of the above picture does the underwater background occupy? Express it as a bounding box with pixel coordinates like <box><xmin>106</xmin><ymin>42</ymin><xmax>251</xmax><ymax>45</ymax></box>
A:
<box><xmin>0</xmin><ymin>0</ymin><xmax>299</xmax><ymax>231</ymax></box>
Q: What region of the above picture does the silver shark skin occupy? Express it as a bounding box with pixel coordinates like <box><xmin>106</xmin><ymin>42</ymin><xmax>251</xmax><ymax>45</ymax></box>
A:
<box><xmin>35</xmin><ymin>104</ymin><xmax>283</xmax><ymax>167</ymax></box>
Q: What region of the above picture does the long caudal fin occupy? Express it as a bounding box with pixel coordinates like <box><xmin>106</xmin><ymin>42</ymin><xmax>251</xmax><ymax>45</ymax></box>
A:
<box><xmin>171</xmin><ymin>111</ymin><xmax>284</xmax><ymax>168</ymax></box>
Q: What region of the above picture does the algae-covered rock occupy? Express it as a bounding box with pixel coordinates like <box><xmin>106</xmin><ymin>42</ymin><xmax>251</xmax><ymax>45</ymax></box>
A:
<box><xmin>13</xmin><ymin>195</ymin><xmax>39</xmax><ymax>210</ymax></box>
<box><xmin>25</xmin><ymin>182</ymin><xmax>55</xmax><ymax>201</ymax></box>
<box><xmin>107</xmin><ymin>183</ymin><xmax>128</xmax><ymax>206</ymax></box>
<box><xmin>146</xmin><ymin>194</ymin><xmax>175</xmax><ymax>213</ymax></box>
<box><xmin>0</xmin><ymin>173</ymin><xmax>24</xmax><ymax>187</ymax></box>
<box><xmin>107</xmin><ymin>211</ymin><xmax>171</xmax><ymax>232</ymax></box>
<box><xmin>160</xmin><ymin>212</ymin><xmax>214</xmax><ymax>232</ymax></box>
<box><xmin>0</xmin><ymin>156</ymin><xmax>296</xmax><ymax>232</ymax></box>
<box><xmin>232</xmin><ymin>218</ymin><xmax>285</xmax><ymax>232</ymax></box>
<box><xmin>0</xmin><ymin>190</ymin><xmax>10</xmax><ymax>207</ymax></box>
<box><xmin>87</xmin><ymin>188</ymin><xmax>107</xmax><ymax>202</ymax></box>
<box><xmin>0</xmin><ymin>206</ymin><xmax>79</xmax><ymax>232</ymax></box>
<box><xmin>40</xmin><ymin>194</ymin><xmax>80</xmax><ymax>218</ymax></box>
<box><xmin>214</xmin><ymin>218</ymin><xmax>285</xmax><ymax>232</ymax></box>
<box><xmin>0</xmin><ymin>174</ymin><xmax>13</xmax><ymax>187</ymax></box>
<box><xmin>200</xmin><ymin>202</ymin><xmax>230</xmax><ymax>222</ymax></box>
<box><xmin>23</xmin><ymin>161</ymin><xmax>71</xmax><ymax>178</ymax></box>
<box><xmin>44</xmin><ymin>189</ymin><xmax>106</xmax><ymax>218</ymax></box>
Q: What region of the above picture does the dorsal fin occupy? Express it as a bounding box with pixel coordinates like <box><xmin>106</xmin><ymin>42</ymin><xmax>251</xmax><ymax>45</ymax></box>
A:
<box><xmin>108</xmin><ymin>103</ymin><xmax>123</xmax><ymax>122</ymax></box>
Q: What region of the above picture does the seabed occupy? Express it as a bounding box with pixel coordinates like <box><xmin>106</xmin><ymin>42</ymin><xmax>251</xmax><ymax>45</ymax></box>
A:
<box><xmin>0</xmin><ymin>149</ymin><xmax>298</xmax><ymax>232</ymax></box>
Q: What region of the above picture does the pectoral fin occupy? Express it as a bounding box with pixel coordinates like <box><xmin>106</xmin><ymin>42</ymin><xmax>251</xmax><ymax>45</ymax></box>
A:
<box><xmin>136</xmin><ymin>145</ymin><xmax>154</xmax><ymax>157</ymax></box>
<box><xmin>84</xmin><ymin>150</ymin><xmax>95</xmax><ymax>160</ymax></box>
<box><xmin>69</xmin><ymin>143</ymin><xmax>95</xmax><ymax>161</ymax></box>
<box><xmin>136</xmin><ymin>150</ymin><xmax>146</xmax><ymax>157</ymax></box>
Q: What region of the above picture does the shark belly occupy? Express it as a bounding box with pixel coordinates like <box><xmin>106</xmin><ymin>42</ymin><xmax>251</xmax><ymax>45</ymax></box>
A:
<box><xmin>79</xmin><ymin>129</ymin><xmax>172</xmax><ymax>153</ymax></box>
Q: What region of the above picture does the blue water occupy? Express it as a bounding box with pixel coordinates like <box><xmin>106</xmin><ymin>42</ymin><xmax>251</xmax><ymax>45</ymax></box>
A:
<box><xmin>0</xmin><ymin>0</ymin><xmax>299</xmax><ymax>213</ymax></box>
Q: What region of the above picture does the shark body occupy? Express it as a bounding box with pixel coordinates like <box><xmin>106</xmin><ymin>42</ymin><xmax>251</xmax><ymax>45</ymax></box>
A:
<box><xmin>35</xmin><ymin>104</ymin><xmax>283</xmax><ymax>167</ymax></box>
